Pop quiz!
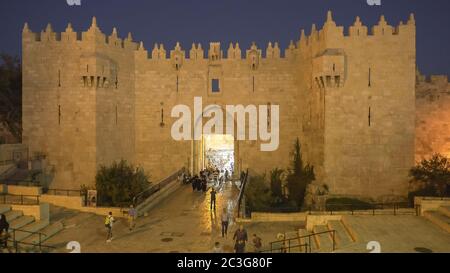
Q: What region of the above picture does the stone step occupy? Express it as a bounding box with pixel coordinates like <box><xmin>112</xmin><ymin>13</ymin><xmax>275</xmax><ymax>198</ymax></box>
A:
<box><xmin>298</xmin><ymin>229</ymin><xmax>318</xmax><ymax>253</ymax></box>
<box><xmin>22</xmin><ymin>222</ymin><xmax>64</xmax><ymax>246</ymax></box>
<box><xmin>285</xmin><ymin>230</ymin><xmax>299</xmax><ymax>239</ymax></box>
<box><xmin>4</xmin><ymin>210</ymin><xmax>23</xmax><ymax>222</ymax></box>
<box><xmin>327</xmin><ymin>220</ymin><xmax>354</xmax><ymax>248</ymax></box>
<box><xmin>438</xmin><ymin>206</ymin><xmax>450</xmax><ymax>218</ymax></box>
<box><xmin>0</xmin><ymin>204</ymin><xmax>11</xmax><ymax>214</ymax></box>
<box><xmin>424</xmin><ymin>211</ymin><xmax>450</xmax><ymax>233</ymax></box>
<box><xmin>9</xmin><ymin>215</ymin><xmax>35</xmax><ymax>230</ymax></box>
<box><xmin>313</xmin><ymin>225</ymin><xmax>334</xmax><ymax>253</ymax></box>
<box><xmin>13</xmin><ymin>219</ymin><xmax>50</xmax><ymax>242</ymax></box>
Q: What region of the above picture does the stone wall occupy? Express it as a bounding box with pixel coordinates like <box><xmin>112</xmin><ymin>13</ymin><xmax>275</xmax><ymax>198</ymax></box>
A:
<box><xmin>415</xmin><ymin>75</ymin><xmax>450</xmax><ymax>161</ymax></box>
<box><xmin>134</xmin><ymin>43</ymin><xmax>301</xmax><ymax>180</ymax></box>
<box><xmin>22</xmin><ymin>12</ymin><xmax>422</xmax><ymax>201</ymax></box>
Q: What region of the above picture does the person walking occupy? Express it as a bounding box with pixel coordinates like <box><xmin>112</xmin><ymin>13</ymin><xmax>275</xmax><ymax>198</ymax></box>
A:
<box><xmin>252</xmin><ymin>234</ymin><xmax>262</xmax><ymax>253</ymax></box>
<box><xmin>233</xmin><ymin>224</ymin><xmax>248</xmax><ymax>253</ymax></box>
<box><xmin>221</xmin><ymin>208</ymin><xmax>229</xmax><ymax>238</ymax></box>
<box><xmin>191</xmin><ymin>175</ymin><xmax>196</xmax><ymax>191</ymax></box>
<box><xmin>210</xmin><ymin>188</ymin><xmax>217</xmax><ymax>211</ymax></box>
<box><xmin>128</xmin><ymin>205</ymin><xmax>136</xmax><ymax>231</ymax></box>
<box><xmin>0</xmin><ymin>214</ymin><xmax>9</xmax><ymax>249</ymax></box>
<box><xmin>202</xmin><ymin>178</ymin><xmax>207</xmax><ymax>192</ymax></box>
<box><xmin>225</xmin><ymin>169</ymin><xmax>229</xmax><ymax>181</ymax></box>
<box><xmin>105</xmin><ymin>212</ymin><xmax>115</xmax><ymax>242</ymax></box>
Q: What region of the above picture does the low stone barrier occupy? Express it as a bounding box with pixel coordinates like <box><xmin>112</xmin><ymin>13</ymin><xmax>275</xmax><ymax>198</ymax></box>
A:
<box><xmin>11</xmin><ymin>203</ymin><xmax>49</xmax><ymax>221</ymax></box>
<box><xmin>306</xmin><ymin>214</ymin><xmax>342</xmax><ymax>232</ymax></box>
<box><xmin>415</xmin><ymin>196</ymin><xmax>450</xmax><ymax>216</ymax></box>
<box><xmin>40</xmin><ymin>194</ymin><xmax>128</xmax><ymax>218</ymax></box>
<box><xmin>235</xmin><ymin>212</ymin><xmax>307</xmax><ymax>223</ymax></box>
<box><xmin>6</xmin><ymin>184</ymin><xmax>42</xmax><ymax>196</ymax></box>
<box><xmin>78</xmin><ymin>206</ymin><xmax>127</xmax><ymax>218</ymax></box>
<box><xmin>40</xmin><ymin>194</ymin><xmax>84</xmax><ymax>210</ymax></box>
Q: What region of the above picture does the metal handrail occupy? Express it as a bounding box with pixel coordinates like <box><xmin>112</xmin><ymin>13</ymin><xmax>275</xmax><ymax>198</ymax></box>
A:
<box><xmin>0</xmin><ymin>227</ymin><xmax>53</xmax><ymax>253</ymax></box>
<box><xmin>44</xmin><ymin>188</ymin><xmax>84</xmax><ymax>197</ymax></box>
<box><xmin>269</xmin><ymin>230</ymin><xmax>336</xmax><ymax>253</ymax></box>
<box><xmin>419</xmin><ymin>197</ymin><xmax>450</xmax><ymax>201</ymax></box>
<box><xmin>260</xmin><ymin>243</ymin><xmax>310</xmax><ymax>253</ymax></box>
<box><xmin>313</xmin><ymin>201</ymin><xmax>413</xmax><ymax>216</ymax></box>
<box><xmin>236</xmin><ymin>169</ymin><xmax>249</xmax><ymax>218</ymax></box>
<box><xmin>132</xmin><ymin>168</ymin><xmax>185</xmax><ymax>207</ymax></box>
<box><xmin>5</xmin><ymin>239</ymin><xmax>56</xmax><ymax>253</ymax></box>
<box><xmin>0</xmin><ymin>194</ymin><xmax>40</xmax><ymax>205</ymax></box>
<box><xmin>0</xmin><ymin>180</ymin><xmax>41</xmax><ymax>187</ymax></box>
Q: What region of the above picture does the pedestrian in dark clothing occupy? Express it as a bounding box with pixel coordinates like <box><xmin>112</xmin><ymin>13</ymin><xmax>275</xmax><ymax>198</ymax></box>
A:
<box><xmin>191</xmin><ymin>176</ymin><xmax>196</xmax><ymax>191</ymax></box>
<box><xmin>233</xmin><ymin>225</ymin><xmax>248</xmax><ymax>253</ymax></box>
<box><xmin>252</xmin><ymin>234</ymin><xmax>262</xmax><ymax>253</ymax></box>
<box><xmin>192</xmin><ymin>175</ymin><xmax>200</xmax><ymax>191</ymax></box>
<box><xmin>198</xmin><ymin>177</ymin><xmax>203</xmax><ymax>191</ymax></box>
<box><xmin>0</xmin><ymin>214</ymin><xmax>10</xmax><ymax>248</ymax></box>
<box><xmin>210</xmin><ymin>188</ymin><xmax>217</xmax><ymax>210</ymax></box>
<box><xmin>202</xmin><ymin>180</ymin><xmax>207</xmax><ymax>192</ymax></box>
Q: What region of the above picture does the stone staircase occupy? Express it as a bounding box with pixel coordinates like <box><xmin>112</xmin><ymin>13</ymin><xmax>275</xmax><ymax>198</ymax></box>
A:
<box><xmin>423</xmin><ymin>206</ymin><xmax>450</xmax><ymax>233</ymax></box>
<box><xmin>269</xmin><ymin>219</ymin><xmax>355</xmax><ymax>253</ymax></box>
<box><xmin>304</xmin><ymin>220</ymin><xmax>354</xmax><ymax>253</ymax></box>
<box><xmin>327</xmin><ymin>220</ymin><xmax>354</xmax><ymax>247</ymax></box>
<box><xmin>0</xmin><ymin>204</ymin><xmax>63</xmax><ymax>253</ymax></box>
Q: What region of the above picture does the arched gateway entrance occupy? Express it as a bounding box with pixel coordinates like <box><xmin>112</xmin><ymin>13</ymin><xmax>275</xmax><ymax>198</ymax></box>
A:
<box><xmin>191</xmin><ymin>105</ymin><xmax>241</xmax><ymax>176</ymax></box>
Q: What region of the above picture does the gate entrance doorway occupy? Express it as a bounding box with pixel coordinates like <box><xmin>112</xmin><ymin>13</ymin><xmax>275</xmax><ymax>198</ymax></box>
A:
<box><xmin>192</xmin><ymin>134</ymin><xmax>239</xmax><ymax>177</ymax></box>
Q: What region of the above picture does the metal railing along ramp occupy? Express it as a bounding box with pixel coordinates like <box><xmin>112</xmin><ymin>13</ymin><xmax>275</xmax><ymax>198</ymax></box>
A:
<box><xmin>133</xmin><ymin>168</ymin><xmax>185</xmax><ymax>215</ymax></box>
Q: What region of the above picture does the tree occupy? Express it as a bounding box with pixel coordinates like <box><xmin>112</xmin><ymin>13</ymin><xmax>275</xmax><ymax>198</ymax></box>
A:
<box><xmin>286</xmin><ymin>138</ymin><xmax>315</xmax><ymax>207</ymax></box>
<box><xmin>95</xmin><ymin>160</ymin><xmax>150</xmax><ymax>206</ymax></box>
<box><xmin>0</xmin><ymin>54</ymin><xmax>22</xmax><ymax>141</ymax></box>
<box><xmin>244</xmin><ymin>174</ymin><xmax>273</xmax><ymax>212</ymax></box>
<box><xmin>409</xmin><ymin>154</ymin><xmax>450</xmax><ymax>197</ymax></box>
<box><xmin>270</xmin><ymin>168</ymin><xmax>284</xmax><ymax>202</ymax></box>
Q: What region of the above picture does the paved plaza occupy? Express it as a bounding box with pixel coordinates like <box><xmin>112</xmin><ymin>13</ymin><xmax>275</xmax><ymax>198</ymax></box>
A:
<box><xmin>45</xmin><ymin>180</ymin><xmax>291</xmax><ymax>253</ymax></box>
<box><xmin>42</xmin><ymin>180</ymin><xmax>450</xmax><ymax>253</ymax></box>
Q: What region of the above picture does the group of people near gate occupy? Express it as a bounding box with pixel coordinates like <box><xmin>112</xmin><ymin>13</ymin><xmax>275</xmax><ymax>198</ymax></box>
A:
<box><xmin>180</xmin><ymin>167</ymin><xmax>231</xmax><ymax>193</ymax></box>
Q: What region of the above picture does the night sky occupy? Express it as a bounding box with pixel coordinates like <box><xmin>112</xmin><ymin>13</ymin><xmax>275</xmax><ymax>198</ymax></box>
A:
<box><xmin>0</xmin><ymin>0</ymin><xmax>449</xmax><ymax>75</ymax></box>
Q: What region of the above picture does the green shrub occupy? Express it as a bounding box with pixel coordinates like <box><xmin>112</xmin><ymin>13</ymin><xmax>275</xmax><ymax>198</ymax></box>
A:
<box><xmin>95</xmin><ymin>160</ymin><xmax>150</xmax><ymax>207</ymax></box>
<box><xmin>409</xmin><ymin>154</ymin><xmax>450</xmax><ymax>198</ymax></box>
<box><xmin>286</xmin><ymin>138</ymin><xmax>315</xmax><ymax>207</ymax></box>
<box><xmin>244</xmin><ymin>174</ymin><xmax>273</xmax><ymax>212</ymax></box>
<box><xmin>270</xmin><ymin>168</ymin><xmax>284</xmax><ymax>202</ymax></box>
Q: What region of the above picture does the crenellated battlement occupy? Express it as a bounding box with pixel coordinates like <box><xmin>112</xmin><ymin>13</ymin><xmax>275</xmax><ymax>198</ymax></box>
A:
<box><xmin>417</xmin><ymin>74</ymin><xmax>449</xmax><ymax>86</ymax></box>
<box><xmin>416</xmin><ymin>68</ymin><xmax>449</xmax><ymax>87</ymax></box>
<box><xmin>298</xmin><ymin>11</ymin><xmax>415</xmax><ymax>52</ymax></box>
<box><xmin>23</xmin><ymin>11</ymin><xmax>415</xmax><ymax>63</ymax></box>
<box><xmin>23</xmin><ymin>17</ymin><xmax>139</xmax><ymax>51</ymax></box>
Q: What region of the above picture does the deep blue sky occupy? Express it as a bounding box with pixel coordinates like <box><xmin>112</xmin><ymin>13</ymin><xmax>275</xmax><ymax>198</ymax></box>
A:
<box><xmin>0</xmin><ymin>0</ymin><xmax>449</xmax><ymax>75</ymax></box>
